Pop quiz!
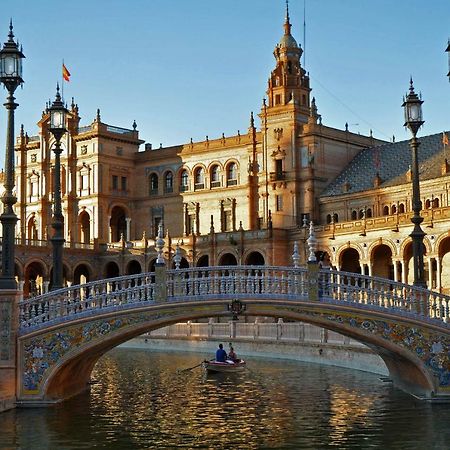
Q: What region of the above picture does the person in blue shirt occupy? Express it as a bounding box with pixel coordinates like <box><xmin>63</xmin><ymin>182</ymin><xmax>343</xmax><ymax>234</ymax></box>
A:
<box><xmin>215</xmin><ymin>343</ymin><xmax>227</xmax><ymax>362</ymax></box>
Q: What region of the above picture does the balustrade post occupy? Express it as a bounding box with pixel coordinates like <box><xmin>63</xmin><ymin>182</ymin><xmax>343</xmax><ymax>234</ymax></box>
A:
<box><xmin>254</xmin><ymin>318</ymin><xmax>260</xmax><ymax>339</ymax></box>
<box><xmin>277</xmin><ymin>318</ymin><xmax>283</xmax><ymax>340</ymax></box>
<box><xmin>320</xmin><ymin>328</ymin><xmax>328</xmax><ymax>344</ymax></box>
<box><xmin>298</xmin><ymin>322</ymin><xmax>305</xmax><ymax>341</ymax></box>
<box><xmin>230</xmin><ymin>320</ymin><xmax>236</xmax><ymax>339</ymax></box>
<box><xmin>155</xmin><ymin>263</ymin><xmax>167</xmax><ymax>302</ymax></box>
<box><xmin>208</xmin><ymin>317</ymin><xmax>214</xmax><ymax>338</ymax></box>
<box><xmin>306</xmin><ymin>222</ymin><xmax>319</xmax><ymax>301</ymax></box>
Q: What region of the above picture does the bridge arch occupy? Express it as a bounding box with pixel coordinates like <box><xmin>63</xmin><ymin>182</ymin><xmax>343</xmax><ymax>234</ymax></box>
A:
<box><xmin>21</xmin><ymin>301</ymin><xmax>442</xmax><ymax>404</ymax></box>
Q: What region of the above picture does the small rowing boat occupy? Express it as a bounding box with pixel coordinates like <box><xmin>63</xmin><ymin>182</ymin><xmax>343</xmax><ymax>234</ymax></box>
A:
<box><xmin>202</xmin><ymin>359</ymin><xmax>246</xmax><ymax>373</ymax></box>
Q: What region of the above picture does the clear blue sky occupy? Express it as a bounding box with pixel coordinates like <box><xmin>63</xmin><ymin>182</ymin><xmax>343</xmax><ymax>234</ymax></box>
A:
<box><xmin>0</xmin><ymin>0</ymin><xmax>449</xmax><ymax>166</ymax></box>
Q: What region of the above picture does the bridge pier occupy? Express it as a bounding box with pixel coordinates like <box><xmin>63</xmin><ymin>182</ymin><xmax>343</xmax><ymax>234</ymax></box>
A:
<box><xmin>0</xmin><ymin>289</ymin><xmax>21</xmax><ymax>412</ymax></box>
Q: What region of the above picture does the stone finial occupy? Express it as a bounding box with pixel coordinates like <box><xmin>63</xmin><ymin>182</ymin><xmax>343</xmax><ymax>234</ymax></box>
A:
<box><xmin>155</xmin><ymin>223</ymin><xmax>165</xmax><ymax>264</ymax></box>
<box><xmin>307</xmin><ymin>221</ymin><xmax>318</xmax><ymax>263</ymax></box>
<box><xmin>132</xmin><ymin>120</ymin><xmax>137</xmax><ymax>130</ymax></box>
<box><xmin>292</xmin><ymin>241</ymin><xmax>300</xmax><ymax>267</ymax></box>
<box><xmin>210</xmin><ymin>214</ymin><xmax>215</xmax><ymax>234</ymax></box>
<box><xmin>96</xmin><ymin>108</ymin><xmax>101</xmax><ymax>122</ymax></box>
<box><xmin>173</xmin><ymin>243</ymin><xmax>182</xmax><ymax>269</ymax></box>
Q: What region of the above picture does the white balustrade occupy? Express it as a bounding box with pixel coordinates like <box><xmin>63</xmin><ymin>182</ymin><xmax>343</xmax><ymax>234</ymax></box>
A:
<box><xmin>18</xmin><ymin>265</ymin><xmax>450</xmax><ymax>333</ymax></box>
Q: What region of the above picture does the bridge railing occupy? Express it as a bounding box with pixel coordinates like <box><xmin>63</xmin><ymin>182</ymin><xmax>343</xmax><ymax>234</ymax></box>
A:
<box><xmin>320</xmin><ymin>269</ymin><xmax>450</xmax><ymax>321</ymax></box>
<box><xmin>19</xmin><ymin>272</ymin><xmax>156</xmax><ymax>330</ymax></box>
<box><xmin>166</xmin><ymin>266</ymin><xmax>309</xmax><ymax>299</ymax></box>
<box><xmin>18</xmin><ymin>265</ymin><xmax>450</xmax><ymax>332</ymax></box>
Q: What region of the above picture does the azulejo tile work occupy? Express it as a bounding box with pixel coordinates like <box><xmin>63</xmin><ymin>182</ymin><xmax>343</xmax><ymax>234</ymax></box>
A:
<box><xmin>21</xmin><ymin>310</ymin><xmax>177</xmax><ymax>396</ymax></box>
<box><xmin>292</xmin><ymin>307</ymin><xmax>450</xmax><ymax>390</ymax></box>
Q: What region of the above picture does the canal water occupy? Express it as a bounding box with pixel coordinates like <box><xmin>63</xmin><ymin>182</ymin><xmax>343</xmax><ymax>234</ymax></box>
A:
<box><xmin>1</xmin><ymin>347</ymin><xmax>450</xmax><ymax>449</ymax></box>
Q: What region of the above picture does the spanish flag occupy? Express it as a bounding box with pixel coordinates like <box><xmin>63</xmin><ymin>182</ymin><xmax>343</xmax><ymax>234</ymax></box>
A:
<box><xmin>443</xmin><ymin>132</ymin><xmax>449</xmax><ymax>147</ymax></box>
<box><xmin>62</xmin><ymin>63</ymin><xmax>71</xmax><ymax>82</ymax></box>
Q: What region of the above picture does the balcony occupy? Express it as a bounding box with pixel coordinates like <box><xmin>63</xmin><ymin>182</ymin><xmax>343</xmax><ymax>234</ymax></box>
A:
<box><xmin>270</xmin><ymin>171</ymin><xmax>286</xmax><ymax>181</ymax></box>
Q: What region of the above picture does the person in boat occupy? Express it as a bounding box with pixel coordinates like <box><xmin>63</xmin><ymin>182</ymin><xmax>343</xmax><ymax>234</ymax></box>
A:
<box><xmin>228</xmin><ymin>346</ymin><xmax>238</xmax><ymax>362</ymax></box>
<box><xmin>215</xmin><ymin>343</ymin><xmax>227</xmax><ymax>362</ymax></box>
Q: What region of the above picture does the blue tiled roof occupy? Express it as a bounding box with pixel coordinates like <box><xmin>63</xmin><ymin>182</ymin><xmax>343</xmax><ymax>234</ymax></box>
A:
<box><xmin>320</xmin><ymin>132</ymin><xmax>449</xmax><ymax>197</ymax></box>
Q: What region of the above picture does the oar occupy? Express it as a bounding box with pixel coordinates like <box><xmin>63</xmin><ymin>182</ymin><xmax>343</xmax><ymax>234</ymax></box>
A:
<box><xmin>178</xmin><ymin>359</ymin><xmax>212</xmax><ymax>373</ymax></box>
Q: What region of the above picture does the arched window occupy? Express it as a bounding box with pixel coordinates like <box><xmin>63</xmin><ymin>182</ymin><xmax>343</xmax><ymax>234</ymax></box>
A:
<box><xmin>326</xmin><ymin>214</ymin><xmax>332</xmax><ymax>224</ymax></box>
<box><xmin>194</xmin><ymin>167</ymin><xmax>205</xmax><ymax>190</ymax></box>
<box><xmin>399</xmin><ymin>203</ymin><xmax>405</xmax><ymax>213</ymax></box>
<box><xmin>211</xmin><ymin>165</ymin><xmax>220</xmax><ymax>188</ymax></box>
<box><xmin>358</xmin><ymin>209</ymin><xmax>365</xmax><ymax>219</ymax></box>
<box><xmin>227</xmin><ymin>162</ymin><xmax>238</xmax><ymax>186</ymax></box>
<box><xmin>149</xmin><ymin>173</ymin><xmax>158</xmax><ymax>195</ymax></box>
<box><xmin>425</xmin><ymin>199</ymin><xmax>431</xmax><ymax>209</ymax></box>
<box><xmin>433</xmin><ymin>197</ymin><xmax>439</xmax><ymax>208</ymax></box>
<box><xmin>391</xmin><ymin>204</ymin><xmax>397</xmax><ymax>214</ymax></box>
<box><xmin>351</xmin><ymin>210</ymin><xmax>357</xmax><ymax>220</ymax></box>
<box><xmin>383</xmin><ymin>205</ymin><xmax>389</xmax><ymax>216</ymax></box>
<box><xmin>333</xmin><ymin>213</ymin><xmax>339</xmax><ymax>223</ymax></box>
<box><xmin>366</xmin><ymin>208</ymin><xmax>373</xmax><ymax>218</ymax></box>
<box><xmin>164</xmin><ymin>171</ymin><xmax>173</xmax><ymax>193</ymax></box>
<box><xmin>180</xmin><ymin>170</ymin><xmax>189</xmax><ymax>192</ymax></box>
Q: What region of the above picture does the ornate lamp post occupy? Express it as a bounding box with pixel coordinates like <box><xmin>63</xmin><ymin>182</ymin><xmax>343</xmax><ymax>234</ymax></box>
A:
<box><xmin>0</xmin><ymin>21</ymin><xmax>24</xmax><ymax>289</ymax></box>
<box><xmin>48</xmin><ymin>84</ymin><xmax>68</xmax><ymax>290</ymax></box>
<box><xmin>402</xmin><ymin>78</ymin><xmax>426</xmax><ymax>288</ymax></box>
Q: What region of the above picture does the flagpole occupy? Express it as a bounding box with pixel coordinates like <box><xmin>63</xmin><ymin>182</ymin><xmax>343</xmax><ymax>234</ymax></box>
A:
<box><xmin>61</xmin><ymin>59</ymin><xmax>64</xmax><ymax>102</ymax></box>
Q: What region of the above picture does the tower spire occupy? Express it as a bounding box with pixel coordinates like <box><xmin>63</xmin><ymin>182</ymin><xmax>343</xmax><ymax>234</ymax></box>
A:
<box><xmin>284</xmin><ymin>0</ymin><xmax>292</xmax><ymax>35</ymax></box>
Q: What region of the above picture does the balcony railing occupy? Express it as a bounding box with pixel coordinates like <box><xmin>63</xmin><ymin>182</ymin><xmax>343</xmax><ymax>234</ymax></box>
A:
<box><xmin>270</xmin><ymin>171</ymin><xmax>286</xmax><ymax>181</ymax></box>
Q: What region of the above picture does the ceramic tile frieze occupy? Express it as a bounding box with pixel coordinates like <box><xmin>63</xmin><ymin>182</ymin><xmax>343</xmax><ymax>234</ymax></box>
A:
<box><xmin>287</xmin><ymin>306</ymin><xmax>450</xmax><ymax>389</ymax></box>
<box><xmin>21</xmin><ymin>310</ymin><xmax>171</xmax><ymax>395</ymax></box>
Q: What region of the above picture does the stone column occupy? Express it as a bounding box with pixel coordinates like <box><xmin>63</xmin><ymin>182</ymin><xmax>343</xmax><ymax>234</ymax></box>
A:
<box><xmin>393</xmin><ymin>261</ymin><xmax>398</xmax><ymax>282</ymax></box>
<box><xmin>436</xmin><ymin>257</ymin><xmax>442</xmax><ymax>290</ymax></box>
<box><xmin>108</xmin><ymin>216</ymin><xmax>112</xmax><ymax>242</ymax></box>
<box><xmin>125</xmin><ymin>217</ymin><xmax>131</xmax><ymax>241</ymax></box>
<box><xmin>428</xmin><ymin>258</ymin><xmax>433</xmax><ymax>289</ymax></box>
<box><xmin>0</xmin><ymin>290</ymin><xmax>21</xmax><ymax>412</ymax></box>
<box><xmin>401</xmin><ymin>261</ymin><xmax>407</xmax><ymax>284</ymax></box>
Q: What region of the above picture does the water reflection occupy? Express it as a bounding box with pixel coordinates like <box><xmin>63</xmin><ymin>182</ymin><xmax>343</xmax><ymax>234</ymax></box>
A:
<box><xmin>1</xmin><ymin>348</ymin><xmax>450</xmax><ymax>449</ymax></box>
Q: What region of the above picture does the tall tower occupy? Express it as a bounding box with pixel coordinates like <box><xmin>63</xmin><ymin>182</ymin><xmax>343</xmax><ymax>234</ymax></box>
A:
<box><xmin>266</xmin><ymin>2</ymin><xmax>311</xmax><ymax>115</ymax></box>
<box><xmin>260</xmin><ymin>2</ymin><xmax>312</xmax><ymax>229</ymax></box>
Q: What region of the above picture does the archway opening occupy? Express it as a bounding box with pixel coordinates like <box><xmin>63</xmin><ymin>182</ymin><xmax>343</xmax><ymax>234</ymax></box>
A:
<box><xmin>24</xmin><ymin>261</ymin><xmax>46</xmax><ymax>298</ymax></box>
<box><xmin>371</xmin><ymin>244</ymin><xmax>393</xmax><ymax>279</ymax></box>
<box><xmin>127</xmin><ymin>260</ymin><xmax>142</xmax><ymax>275</ymax></box>
<box><xmin>439</xmin><ymin>237</ymin><xmax>450</xmax><ymax>293</ymax></box>
<box><xmin>219</xmin><ymin>253</ymin><xmax>237</xmax><ymax>266</ymax></box>
<box><xmin>196</xmin><ymin>255</ymin><xmax>209</xmax><ymax>267</ymax></box>
<box><xmin>105</xmin><ymin>261</ymin><xmax>120</xmax><ymax>279</ymax></box>
<box><xmin>110</xmin><ymin>206</ymin><xmax>127</xmax><ymax>242</ymax></box>
<box><xmin>404</xmin><ymin>242</ymin><xmax>428</xmax><ymax>286</ymax></box>
<box><xmin>78</xmin><ymin>211</ymin><xmax>91</xmax><ymax>244</ymax></box>
<box><xmin>339</xmin><ymin>248</ymin><xmax>360</xmax><ymax>274</ymax></box>
<box><xmin>245</xmin><ymin>251</ymin><xmax>265</xmax><ymax>265</ymax></box>
<box><xmin>27</xmin><ymin>215</ymin><xmax>38</xmax><ymax>241</ymax></box>
<box><xmin>74</xmin><ymin>264</ymin><xmax>90</xmax><ymax>286</ymax></box>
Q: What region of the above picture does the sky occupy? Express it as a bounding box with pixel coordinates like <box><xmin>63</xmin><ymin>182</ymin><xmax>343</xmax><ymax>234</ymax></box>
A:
<box><xmin>0</xmin><ymin>0</ymin><xmax>449</xmax><ymax>167</ymax></box>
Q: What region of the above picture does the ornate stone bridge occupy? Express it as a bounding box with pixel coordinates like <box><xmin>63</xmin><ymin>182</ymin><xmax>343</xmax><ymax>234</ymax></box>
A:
<box><xmin>10</xmin><ymin>262</ymin><xmax>450</xmax><ymax>406</ymax></box>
